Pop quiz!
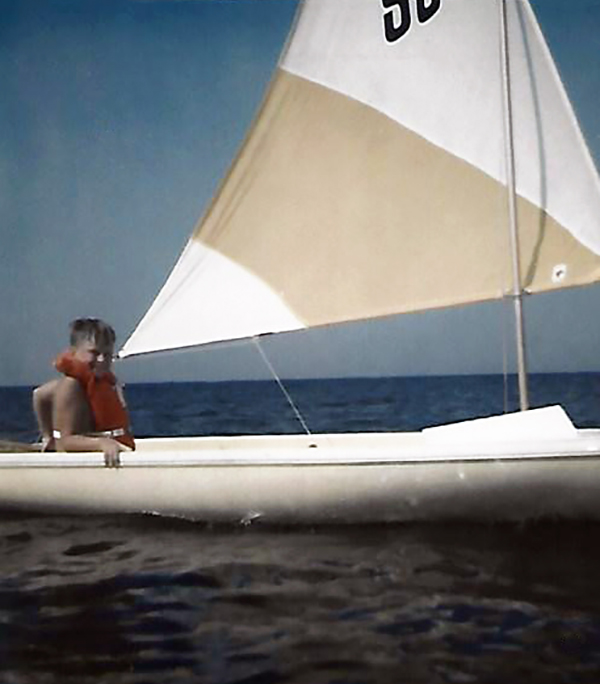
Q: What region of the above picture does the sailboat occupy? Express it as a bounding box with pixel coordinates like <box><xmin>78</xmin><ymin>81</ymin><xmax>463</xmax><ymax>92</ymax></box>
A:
<box><xmin>2</xmin><ymin>0</ymin><xmax>600</xmax><ymax>523</ymax></box>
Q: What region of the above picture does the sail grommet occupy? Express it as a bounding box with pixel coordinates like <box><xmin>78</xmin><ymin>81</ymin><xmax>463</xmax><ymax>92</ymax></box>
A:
<box><xmin>552</xmin><ymin>264</ymin><xmax>567</xmax><ymax>284</ymax></box>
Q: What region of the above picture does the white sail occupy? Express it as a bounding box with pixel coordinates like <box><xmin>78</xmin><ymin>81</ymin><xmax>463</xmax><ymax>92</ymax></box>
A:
<box><xmin>120</xmin><ymin>0</ymin><xmax>600</xmax><ymax>358</ymax></box>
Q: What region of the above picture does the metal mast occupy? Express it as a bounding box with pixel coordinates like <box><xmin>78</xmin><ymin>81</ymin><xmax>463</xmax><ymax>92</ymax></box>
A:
<box><xmin>499</xmin><ymin>0</ymin><xmax>529</xmax><ymax>411</ymax></box>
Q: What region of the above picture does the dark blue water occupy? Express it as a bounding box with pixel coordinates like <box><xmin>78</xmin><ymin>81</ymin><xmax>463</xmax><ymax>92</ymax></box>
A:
<box><xmin>2</xmin><ymin>374</ymin><xmax>600</xmax><ymax>683</ymax></box>
<box><xmin>3</xmin><ymin>373</ymin><xmax>600</xmax><ymax>443</ymax></box>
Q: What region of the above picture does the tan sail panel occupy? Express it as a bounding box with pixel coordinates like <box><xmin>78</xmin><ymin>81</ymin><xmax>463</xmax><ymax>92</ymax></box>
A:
<box><xmin>193</xmin><ymin>71</ymin><xmax>600</xmax><ymax>328</ymax></box>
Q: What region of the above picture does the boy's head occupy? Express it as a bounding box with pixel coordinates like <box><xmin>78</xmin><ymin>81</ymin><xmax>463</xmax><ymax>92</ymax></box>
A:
<box><xmin>69</xmin><ymin>318</ymin><xmax>116</xmax><ymax>374</ymax></box>
<box><xmin>69</xmin><ymin>318</ymin><xmax>116</xmax><ymax>348</ymax></box>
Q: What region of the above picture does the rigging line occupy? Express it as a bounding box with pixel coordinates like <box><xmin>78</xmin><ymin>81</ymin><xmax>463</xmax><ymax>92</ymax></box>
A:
<box><xmin>501</xmin><ymin>297</ymin><xmax>510</xmax><ymax>414</ymax></box>
<box><xmin>252</xmin><ymin>337</ymin><xmax>312</xmax><ymax>436</ymax></box>
<box><xmin>492</xmin><ymin>98</ymin><xmax>511</xmax><ymax>416</ymax></box>
<box><xmin>492</xmin><ymin>59</ymin><xmax>511</xmax><ymax>417</ymax></box>
<box><xmin>494</xmin><ymin>139</ymin><xmax>511</xmax><ymax>415</ymax></box>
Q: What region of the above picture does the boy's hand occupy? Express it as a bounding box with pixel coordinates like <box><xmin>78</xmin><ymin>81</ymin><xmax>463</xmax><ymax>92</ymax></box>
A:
<box><xmin>99</xmin><ymin>438</ymin><xmax>123</xmax><ymax>468</ymax></box>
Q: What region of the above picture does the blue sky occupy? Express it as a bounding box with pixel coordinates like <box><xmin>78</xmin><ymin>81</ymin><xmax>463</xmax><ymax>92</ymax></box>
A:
<box><xmin>1</xmin><ymin>0</ymin><xmax>599</xmax><ymax>386</ymax></box>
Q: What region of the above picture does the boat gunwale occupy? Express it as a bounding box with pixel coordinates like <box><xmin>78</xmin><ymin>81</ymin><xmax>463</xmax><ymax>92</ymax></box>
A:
<box><xmin>2</xmin><ymin>438</ymin><xmax>600</xmax><ymax>468</ymax></box>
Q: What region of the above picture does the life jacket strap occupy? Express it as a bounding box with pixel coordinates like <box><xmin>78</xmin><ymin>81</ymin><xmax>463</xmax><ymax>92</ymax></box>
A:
<box><xmin>53</xmin><ymin>428</ymin><xmax>128</xmax><ymax>439</ymax></box>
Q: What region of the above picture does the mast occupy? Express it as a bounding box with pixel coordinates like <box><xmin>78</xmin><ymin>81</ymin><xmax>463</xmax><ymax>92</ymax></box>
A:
<box><xmin>499</xmin><ymin>0</ymin><xmax>529</xmax><ymax>411</ymax></box>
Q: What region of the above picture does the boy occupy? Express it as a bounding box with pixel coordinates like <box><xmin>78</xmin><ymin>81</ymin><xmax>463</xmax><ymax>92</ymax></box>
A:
<box><xmin>33</xmin><ymin>318</ymin><xmax>135</xmax><ymax>467</ymax></box>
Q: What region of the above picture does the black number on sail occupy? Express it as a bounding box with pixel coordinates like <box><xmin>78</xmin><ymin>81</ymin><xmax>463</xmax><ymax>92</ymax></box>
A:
<box><xmin>416</xmin><ymin>0</ymin><xmax>441</xmax><ymax>24</ymax></box>
<box><xmin>382</xmin><ymin>0</ymin><xmax>442</xmax><ymax>44</ymax></box>
<box><xmin>382</xmin><ymin>0</ymin><xmax>411</xmax><ymax>43</ymax></box>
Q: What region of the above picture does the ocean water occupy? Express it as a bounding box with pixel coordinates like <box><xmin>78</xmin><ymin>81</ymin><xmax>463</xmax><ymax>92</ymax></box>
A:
<box><xmin>1</xmin><ymin>374</ymin><xmax>600</xmax><ymax>683</ymax></box>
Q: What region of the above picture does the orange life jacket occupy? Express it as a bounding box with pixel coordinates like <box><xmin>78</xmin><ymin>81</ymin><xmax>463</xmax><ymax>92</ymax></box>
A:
<box><xmin>54</xmin><ymin>351</ymin><xmax>135</xmax><ymax>450</ymax></box>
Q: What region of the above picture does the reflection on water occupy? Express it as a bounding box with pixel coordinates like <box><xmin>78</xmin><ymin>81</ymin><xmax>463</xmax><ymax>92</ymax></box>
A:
<box><xmin>2</xmin><ymin>515</ymin><xmax>600</xmax><ymax>683</ymax></box>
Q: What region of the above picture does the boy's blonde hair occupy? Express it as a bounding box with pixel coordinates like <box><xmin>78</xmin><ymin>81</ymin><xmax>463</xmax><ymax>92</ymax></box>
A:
<box><xmin>69</xmin><ymin>318</ymin><xmax>116</xmax><ymax>348</ymax></box>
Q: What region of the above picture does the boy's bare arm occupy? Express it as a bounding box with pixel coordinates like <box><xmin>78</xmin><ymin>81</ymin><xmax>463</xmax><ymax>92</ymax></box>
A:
<box><xmin>53</xmin><ymin>378</ymin><xmax>123</xmax><ymax>467</ymax></box>
<box><xmin>32</xmin><ymin>379</ymin><xmax>59</xmax><ymax>449</ymax></box>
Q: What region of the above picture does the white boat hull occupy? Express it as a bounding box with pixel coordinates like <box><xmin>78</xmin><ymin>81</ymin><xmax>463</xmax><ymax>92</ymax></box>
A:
<box><xmin>2</xmin><ymin>410</ymin><xmax>600</xmax><ymax>523</ymax></box>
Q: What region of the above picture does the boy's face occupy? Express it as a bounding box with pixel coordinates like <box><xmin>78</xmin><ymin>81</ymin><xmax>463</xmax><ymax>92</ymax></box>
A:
<box><xmin>72</xmin><ymin>337</ymin><xmax>114</xmax><ymax>376</ymax></box>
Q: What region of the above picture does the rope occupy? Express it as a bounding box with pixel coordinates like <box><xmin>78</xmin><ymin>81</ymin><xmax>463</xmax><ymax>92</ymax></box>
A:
<box><xmin>501</xmin><ymin>298</ymin><xmax>510</xmax><ymax>414</ymax></box>
<box><xmin>252</xmin><ymin>337</ymin><xmax>312</xmax><ymax>436</ymax></box>
<box><xmin>494</xmin><ymin>103</ymin><xmax>511</xmax><ymax>416</ymax></box>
